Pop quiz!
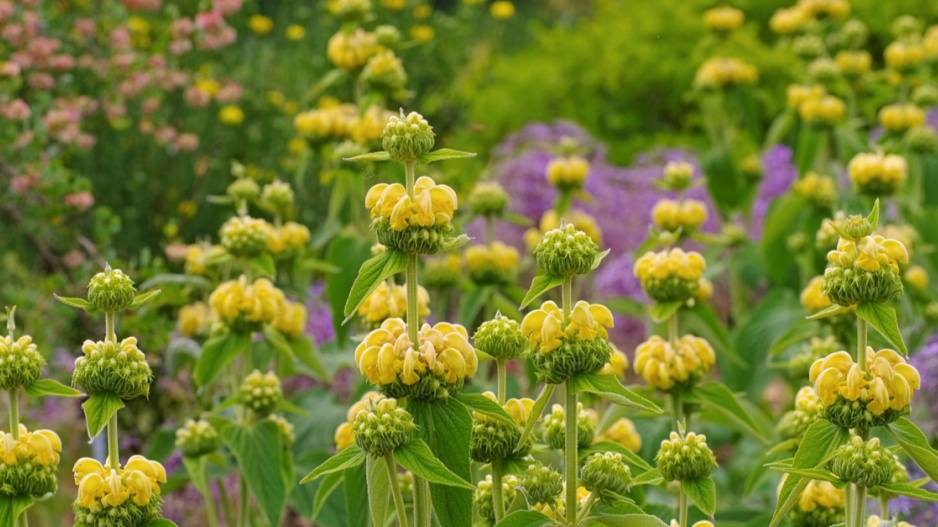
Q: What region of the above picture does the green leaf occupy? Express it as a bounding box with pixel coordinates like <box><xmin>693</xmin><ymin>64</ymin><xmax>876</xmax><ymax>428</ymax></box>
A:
<box><xmin>145</xmin><ymin>521</ymin><xmax>179</xmax><ymax>527</ymax></box>
<box><xmin>590</xmin><ymin>248</ymin><xmax>611</xmax><ymax>271</ymax></box>
<box><xmin>806</xmin><ymin>304</ymin><xmax>854</xmax><ymax>320</ymax></box>
<box><xmin>193</xmin><ymin>332</ymin><xmax>252</xmax><ymax>385</ymax></box>
<box><xmin>24</xmin><ymin>379</ymin><xmax>82</xmax><ymax>398</ymax></box>
<box><xmin>0</xmin><ymin>495</ymin><xmax>33</xmax><ymax>526</ymax></box>
<box><xmin>395</xmin><ymin>439</ymin><xmax>474</xmax><ymax>489</ymax></box>
<box><xmin>344</xmin><ymin>151</ymin><xmax>391</xmax><ymax>162</ymax></box>
<box><xmin>291</xmin><ymin>336</ymin><xmax>329</xmax><ymax>379</ymax></box>
<box><xmin>567</xmin><ymin>373</ymin><xmax>662</xmax><ymax>413</ymax></box>
<box><xmin>277</xmin><ymin>399</ymin><xmax>310</xmax><ymax>416</ymax></box>
<box><xmin>502</xmin><ymin>212</ymin><xmax>533</xmax><ymax>227</ymax></box>
<box><xmin>887</xmin><ymin>418</ymin><xmax>938</xmax><ymax>483</ymax></box>
<box><xmin>82</xmin><ymin>392</ymin><xmax>124</xmax><ymax>439</ymax></box>
<box><xmin>581</xmin><ymin>441</ymin><xmax>653</xmax><ymax>473</ymax></box>
<box><xmin>630</xmin><ymin>468</ymin><xmax>663</xmax><ymax>486</ymax></box>
<box><xmin>300</xmin><ymin>445</ymin><xmax>366</xmax><ymax>484</ymax></box>
<box><xmin>138</xmin><ymin>274</ymin><xmax>212</xmax><ymax>290</ymax></box>
<box><xmin>685</xmin><ymin>382</ymin><xmax>769</xmax><ymax>443</ymax></box>
<box><xmin>262</xmin><ymin>326</ymin><xmax>294</xmax><ymax>358</ymax></box>
<box><xmin>516</xmin><ymin>384</ymin><xmax>555</xmax><ymax>452</ymax></box>
<box><xmin>129</xmin><ymin>289</ymin><xmax>161</xmax><ymax>309</ymax></box>
<box><xmin>494</xmin><ymin>510</ymin><xmax>558</xmax><ymax>527</ymax></box>
<box><xmin>248</xmin><ymin>253</ymin><xmax>276</xmax><ymax>278</ymax></box>
<box><xmin>520</xmin><ymin>274</ymin><xmax>566</xmax><ymax>309</ymax></box>
<box><xmin>765</xmin><ymin>460</ymin><xmax>839</xmax><ymax>483</ymax></box>
<box><xmin>770</xmin><ymin>476</ymin><xmax>810</xmax><ymax>527</ymax></box>
<box><xmin>602</xmin><ymin>297</ymin><xmax>646</xmax><ymax>318</ymax></box>
<box><xmin>459</xmin><ymin>286</ymin><xmax>491</xmax><ymax>327</ymax></box>
<box><xmin>590</xmin><ymin>514</ymin><xmax>670</xmax><ymax>527</ymax></box>
<box><xmin>417</xmin><ymin>148</ymin><xmax>477</xmax><ymax>164</ymax></box>
<box><xmin>768</xmin><ymin>319</ymin><xmax>817</xmax><ymax>358</ymax></box>
<box><xmin>454</xmin><ymin>392</ymin><xmax>516</xmax><ymax>427</ymax></box>
<box><xmin>182</xmin><ymin>456</ymin><xmax>210</xmax><ymax>496</ymax></box>
<box><xmin>867</xmin><ymin>198</ymin><xmax>880</xmax><ymax>230</ymax></box>
<box><xmin>365</xmin><ymin>455</ymin><xmax>391</xmax><ymax>527</ymax></box>
<box><xmin>648</xmin><ymin>300</ymin><xmax>683</xmax><ymax>324</ymax></box>
<box><xmin>408</xmin><ymin>399</ymin><xmax>473</xmax><ymax>527</ymax></box>
<box><xmin>856</xmin><ymin>302</ymin><xmax>907</xmax><ymax>355</ymax></box>
<box><xmin>343</xmin><ymin>248</ymin><xmax>409</xmax><ymax>321</ymax></box>
<box><xmin>880</xmin><ymin>482</ymin><xmax>938</xmax><ymax>501</ymax></box>
<box><xmin>220</xmin><ymin>421</ymin><xmax>287</xmax><ymax>527</ymax></box>
<box><xmin>345</xmin><ymin>463</ymin><xmax>369</xmax><ymax>527</ymax></box>
<box><xmin>311</xmin><ymin>471</ymin><xmax>343</xmax><ymax>520</ymax></box>
<box><xmin>681</xmin><ymin>478</ymin><xmax>716</xmax><ymax>516</ymax></box>
<box><xmin>53</xmin><ymin>294</ymin><xmax>94</xmax><ymax>312</ymax></box>
<box><xmin>298</xmin><ymin>257</ymin><xmax>341</xmax><ymax>273</ymax></box>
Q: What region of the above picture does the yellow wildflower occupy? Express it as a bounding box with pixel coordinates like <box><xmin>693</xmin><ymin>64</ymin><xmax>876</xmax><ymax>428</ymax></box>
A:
<box><xmin>597</xmin><ymin>418</ymin><xmax>642</xmax><ymax>452</ymax></box>
<box><xmin>634</xmin><ymin>335</ymin><xmax>715</xmax><ymax>391</ymax></box>
<box><xmin>286</xmin><ymin>24</ymin><xmax>306</xmax><ymax>40</ymax></box>
<box><xmin>219</xmin><ymin>105</ymin><xmax>245</xmax><ymax>125</ymax></box>
<box><xmin>521</xmin><ymin>300</ymin><xmax>613</xmax><ymax>354</ymax></box>
<box><xmin>365</xmin><ymin>177</ymin><xmax>457</xmax><ymax>231</ymax></box>
<box><xmin>490</xmin><ymin>1</ymin><xmax>515</xmax><ymax>19</ymax></box>
<box><xmin>248</xmin><ymin>15</ymin><xmax>274</xmax><ymax>36</ymax></box>
<box><xmin>810</xmin><ymin>348</ymin><xmax>921</xmax><ymax>416</ymax></box>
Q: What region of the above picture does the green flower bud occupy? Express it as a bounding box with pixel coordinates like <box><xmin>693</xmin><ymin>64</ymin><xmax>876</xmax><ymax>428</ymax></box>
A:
<box><xmin>925</xmin><ymin>301</ymin><xmax>938</xmax><ymax>323</ymax></box>
<box><xmin>268</xmin><ymin>414</ymin><xmax>296</xmax><ymax>446</ymax></box>
<box><xmin>869</xmin><ymin>452</ymin><xmax>908</xmax><ymax>500</ymax></box>
<box><xmin>794</xmin><ymin>35</ymin><xmax>827</xmax><ymax>61</ymax></box>
<box><xmin>227</xmin><ymin>178</ymin><xmax>260</xmax><ymax>203</ymax></box>
<box><xmin>790</xmin><ymin>336</ymin><xmax>841</xmax><ymax>379</ymax></box>
<box><xmin>260</xmin><ymin>180</ymin><xmax>295</xmax><ymax>216</ymax></box>
<box><xmin>541</xmin><ymin>403</ymin><xmax>595</xmax><ymax>450</ymax></box>
<box><xmin>474</xmin><ymin>474</ymin><xmax>520</xmax><ymax>521</ymax></box>
<box><xmin>655</xmin><ymin>431</ymin><xmax>717</xmax><ymax>481</ymax></box>
<box><xmin>838</xmin><ymin>20</ymin><xmax>868</xmax><ymax>49</ymax></box>
<box><xmin>788</xmin><ymin>232</ymin><xmax>808</xmax><ymax>252</ymax></box>
<box><xmin>892</xmin><ymin>15</ymin><xmax>922</xmax><ymax>38</ymax></box>
<box><xmin>398</xmin><ymin>471</ymin><xmax>413</xmax><ymax>503</ymax></box>
<box><xmin>424</xmin><ymin>254</ymin><xmax>461</xmax><ymax>289</ymax></box>
<box><xmin>375</xmin><ymin>25</ymin><xmax>401</xmax><ymax>48</ymax></box>
<box><xmin>220</xmin><ymin>216</ymin><xmax>270</xmax><ymax>258</ymax></box>
<box><xmin>816</xmin><ymin>212</ymin><xmax>846</xmax><ymax>250</ymax></box>
<box><xmin>175</xmin><ymin>419</ymin><xmax>220</xmax><ymax>458</ymax></box>
<box><xmin>468</xmin><ymin>182</ymin><xmax>509</xmax><ymax>217</ymax></box>
<box><xmin>905</xmin><ymin>125</ymin><xmax>938</xmax><ymax>153</ymax></box>
<box><xmin>808</xmin><ymin>58</ymin><xmax>840</xmax><ymax>84</ymax></box>
<box><xmin>381</xmin><ymin>111</ymin><xmax>435</xmax><ymax>163</ymax></box>
<box><xmin>912</xmin><ymin>85</ymin><xmax>938</xmax><ymax>108</ymax></box>
<box><xmin>470</xmin><ymin>414</ymin><xmax>528</xmax><ymax>464</ymax></box>
<box><xmin>821</xmin><ymin>396</ymin><xmax>906</xmax><ymax>430</ymax></box>
<box><xmin>528</xmin><ymin>336</ymin><xmax>612</xmax><ymax>385</ymax></box>
<box><xmin>240</xmin><ymin>370</ymin><xmax>283</xmax><ymax>416</ymax></box>
<box><xmin>473</xmin><ymin>314</ymin><xmax>527</xmax><ymax>361</ymax></box>
<box><xmin>373</xmin><ymin>220</ymin><xmax>452</xmax><ymax>256</ymax></box>
<box><xmin>778</xmin><ymin>387</ymin><xmax>822</xmax><ymax>440</ymax></box>
<box><xmin>661</xmin><ymin>161</ymin><xmax>695</xmax><ymax>192</ymax></box>
<box><xmin>72</xmin><ymin>338</ymin><xmax>152</xmax><ymax>399</ymax></box>
<box><xmin>520</xmin><ymin>462</ymin><xmax>563</xmax><ymax>505</ymax></box>
<box><xmin>73</xmin><ymin>495</ymin><xmax>163</xmax><ymax>527</ymax></box>
<box><xmin>533</xmin><ymin>224</ymin><xmax>600</xmax><ymax>277</ymax></box>
<box><xmin>822</xmin><ymin>266</ymin><xmax>903</xmax><ymax>307</ymax></box>
<box><xmin>828</xmin><ymin>436</ymin><xmax>894</xmax><ymax>487</ymax></box>
<box><xmin>331</xmin><ymin>0</ymin><xmax>371</xmax><ymax>22</ymax></box>
<box><xmin>0</xmin><ymin>335</ymin><xmax>44</xmax><ymax>391</ymax></box>
<box><xmin>353</xmin><ymin>396</ymin><xmax>415</xmax><ymax>457</ymax></box>
<box><xmin>362</xmin><ymin>50</ymin><xmax>407</xmax><ymax>94</ymax></box>
<box><xmin>87</xmin><ymin>268</ymin><xmax>136</xmax><ymax>313</ymax></box>
<box><xmin>580</xmin><ymin>452</ymin><xmax>632</xmax><ymax>501</ymax></box>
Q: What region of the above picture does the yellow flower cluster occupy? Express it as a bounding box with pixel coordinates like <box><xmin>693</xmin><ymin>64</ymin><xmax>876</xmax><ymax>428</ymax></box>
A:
<box><xmin>703</xmin><ymin>5</ymin><xmax>745</xmax><ymax>32</ymax></box>
<box><xmin>248</xmin><ymin>15</ymin><xmax>274</xmax><ymax>36</ymax></box>
<box><xmin>879</xmin><ymin>103</ymin><xmax>925</xmax><ymax>133</ymax></box>
<box><xmin>526</xmin><ymin>210</ymin><xmax>602</xmax><ymax>249</ymax></box>
<box><xmin>334</xmin><ymin>391</ymin><xmax>382</xmax><ymax>450</ymax></box>
<box><xmin>490</xmin><ymin>1</ymin><xmax>515</xmax><ymax>19</ymax></box>
<box><xmin>798</xmin><ymin>0</ymin><xmax>850</xmax><ymax>19</ymax></box>
<box><xmin>927</xmin><ymin>25</ymin><xmax>938</xmax><ymax>58</ymax></box>
<box><xmin>694</xmin><ymin>57</ymin><xmax>758</xmax><ymax>89</ymax></box>
<box><xmin>209</xmin><ymin>276</ymin><xmax>285</xmax><ymax>329</ymax></box>
<box><xmin>294</xmin><ymin>103</ymin><xmax>392</xmax><ymax>144</ymax></box>
<box><xmin>365</xmin><ymin>177</ymin><xmax>458</xmax><ymax>231</ymax></box>
<box><xmin>827</xmin><ymin>235</ymin><xmax>909</xmax><ymax>275</ymax></box>
<box><xmin>533</xmin><ymin>486</ymin><xmax>590</xmax><ymax>519</ymax></box>
<box><xmin>847</xmin><ymin>152</ymin><xmax>907</xmax><ymax>192</ymax></box>
<box><xmin>800</xmin><ymin>276</ymin><xmax>833</xmax><ymax>313</ymax></box>
<box><xmin>798</xmin><ymin>94</ymin><xmax>846</xmax><ymax>124</ymax></box>
<box><xmin>798</xmin><ymin>479</ymin><xmax>844</xmax><ymax>512</ymax></box>
<box><xmin>651</xmin><ymin>199</ymin><xmax>707</xmax><ymax>232</ymax></box>
<box><xmin>74</xmin><ymin>456</ymin><xmax>166</xmax><ymax>509</ymax></box>
<box><xmin>465</xmin><ymin>242</ymin><xmax>519</xmax><ymax>273</ymax></box>
<box><xmin>597</xmin><ymin>418</ymin><xmax>642</xmax><ymax>452</ymax></box>
<box><xmin>868</xmin><ymin>516</ymin><xmax>915</xmax><ymax>527</ymax></box>
<box><xmin>786</xmin><ymin>84</ymin><xmax>826</xmax><ymax>110</ymax></box>
<box><xmin>793</xmin><ymin>172</ymin><xmax>837</xmax><ymax>207</ymax></box>
<box><xmin>905</xmin><ymin>265</ymin><xmax>929</xmax><ymax>290</ymax></box>
<box><xmin>521</xmin><ymin>301</ymin><xmax>614</xmax><ymax>354</ymax></box>
<box><xmin>634</xmin><ymin>248</ymin><xmax>707</xmax><ymax>286</ymax></box>
<box><xmin>476</xmin><ymin>392</ymin><xmax>534</xmax><ymax>426</ymax></box>
<box><xmin>885</xmin><ymin>41</ymin><xmax>925</xmax><ymax>71</ymax></box>
<box><xmin>178</xmin><ymin>302</ymin><xmax>210</xmax><ymax>338</ymax></box>
<box><xmin>327</xmin><ymin>29</ymin><xmax>379</xmax><ymax>70</ymax></box>
<box><xmin>545</xmin><ymin>155</ymin><xmax>590</xmax><ymax>190</ymax></box>
<box><xmin>0</xmin><ymin>425</ymin><xmax>61</xmax><ymax>467</ymax></box>
<box><xmin>274</xmin><ymin>300</ymin><xmax>307</xmax><ymax>339</ymax></box>
<box><xmin>634</xmin><ymin>335</ymin><xmax>715</xmax><ymax>391</ymax></box>
<box><xmin>811</xmin><ymin>348</ymin><xmax>921</xmax><ymax>415</ymax></box>
<box><xmin>835</xmin><ymin>50</ymin><xmax>872</xmax><ymax>77</ymax></box>
<box><xmin>600</xmin><ymin>346</ymin><xmax>629</xmax><ymax>378</ymax></box>
<box><xmin>354</xmin><ymin>319</ymin><xmax>478</xmax><ymax>386</ymax></box>
<box><xmin>357</xmin><ymin>282</ymin><xmax>430</xmax><ymax>325</ymax></box>
<box><xmin>266</xmin><ymin>222</ymin><xmax>310</xmax><ymax>256</ymax></box>
<box><xmin>770</xmin><ymin>7</ymin><xmax>807</xmax><ymax>34</ymax></box>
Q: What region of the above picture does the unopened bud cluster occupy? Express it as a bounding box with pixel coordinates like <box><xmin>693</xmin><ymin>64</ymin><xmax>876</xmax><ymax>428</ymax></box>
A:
<box><xmin>73</xmin><ymin>337</ymin><xmax>152</xmax><ymax>399</ymax></box>
<box><xmin>473</xmin><ymin>314</ymin><xmax>527</xmax><ymax>361</ymax></box>
<box><xmin>175</xmin><ymin>419</ymin><xmax>220</xmax><ymax>458</ymax></box>
<box><xmin>533</xmin><ymin>224</ymin><xmax>600</xmax><ymax>277</ymax></box>
<box><xmin>467</xmin><ymin>182</ymin><xmax>509</xmax><ymax>217</ymax></box>
<box><xmin>790</xmin><ymin>336</ymin><xmax>841</xmax><ymax>379</ymax></box>
<box><xmin>0</xmin><ymin>425</ymin><xmax>62</xmax><ymax>498</ymax></box>
<box><xmin>520</xmin><ymin>462</ymin><xmax>563</xmax><ymax>505</ymax></box>
<box><xmin>580</xmin><ymin>452</ymin><xmax>631</xmax><ymax>501</ymax></box>
<box><xmin>220</xmin><ymin>216</ymin><xmax>271</xmax><ymax>257</ymax></box>
<box><xmin>778</xmin><ymin>386</ymin><xmax>822</xmax><ymax>440</ymax></box>
<box><xmin>260</xmin><ymin>180</ymin><xmax>295</xmax><ymax>216</ymax></box>
<box><xmin>352</xmin><ymin>395</ymin><xmax>415</xmax><ymax>457</ymax></box>
<box><xmin>362</xmin><ymin>50</ymin><xmax>407</xmax><ymax>94</ymax></box>
<box><xmin>470</xmin><ymin>393</ymin><xmax>533</xmax><ymax>462</ymax></box>
<box><xmin>382</xmin><ymin>111</ymin><xmax>434</xmax><ymax>162</ymax></box>
<box><xmin>541</xmin><ymin>403</ymin><xmax>595</xmax><ymax>450</ymax></box>
<box><xmin>240</xmin><ymin>370</ymin><xmax>283</xmax><ymax>416</ymax></box>
<box><xmin>0</xmin><ymin>334</ymin><xmax>44</xmax><ymax>390</ymax></box>
<box><xmin>655</xmin><ymin>431</ymin><xmax>717</xmax><ymax>481</ymax></box>
<box><xmin>87</xmin><ymin>268</ymin><xmax>136</xmax><ymax>313</ymax></box>
<box><xmin>465</xmin><ymin>242</ymin><xmax>519</xmax><ymax>285</ymax></box>
<box><xmin>227</xmin><ymin>178</ymin><xmax>260</xmax><ymax>203</ymax></box>
<box><xmin>474</xmin><ymin>474</ymin><xmax>519</xmax><ymax>521</ymax></box>
<box><xmin>828</xmin><ymin>436</ymin><xmax>894</xmax><ymax>487</ymax></box>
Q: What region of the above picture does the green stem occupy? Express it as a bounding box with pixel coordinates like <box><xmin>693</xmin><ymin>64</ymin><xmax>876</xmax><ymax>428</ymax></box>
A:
<box><xmin>562</xmin><ymin>279</ymin><xmax>573</xmax><ymax>321</ymax></box>
<box><xmin>564</xmin><ymin>381</ymin><xmax>578</xmax><ymax>527</ymax></box>
<box><xmin>492</xmin><ymin>459</ymin><xmax>505</xmax><ymax>523</ymax></box>
<box><xmin>880</xmin><ymin>495</ymin><xmax>889</xmax><ymax>519</ymax></box>
<box><xmin>846</xmin><ymin>484</ymin><xmax>867</xmax><ymax>527</ymax></box>
<box><xmin>668</xmin><ymin>312</ymin><xmax>679</xmax><ymax>348</ymax></box>
<box><xmin>107</xmin><ymin>414</ymin><xmax>120</xmax><ymax>468</ymax></box>
<box><xmin>404</xmin><ymin>159</ymin><xmax>420</xmax><ymax>350</ymax></box>
<box><xmin>671</xmin><ymin>391</ymin><xmax>683</xmax><ymax>432</ymax></box>
<box><xmin>579</xmin><ymin>492</ymin><xmax>598</xmax><ymax>522</ymax></box>
<box><xmin>203</xmin><ymin>464</ymin><xmax>220</xmax><ymax>527</ymax></box>
<box><xmin>9</xmin><ymin>389</ymin><xmax>19</xmax><ymax>440</ymax></box>
<box><xmin>105</xmin><ymin>312</ymin><xmax>117</xmax><ymax>343</ymax></box>
<box><xmin>485</xmin><ymin>216</ymin><xmax>494</xmax><ymax>246</ymax></box>
<box><xmin>496</xmin><ymin>360</ymin><xmax>507</xmax><ymax>405</ymax></box>
<box><xmin>857</xmin><ymin>318</ymin><xmax>868</xmax><ymax>371</ymax></box>
<box><xmin>413</xmin><ymin>476</ymin><xmax>431</xmax><ymax>527</ymax></box>
<box><xmin>386</xmin><ymin>452</ymin><xmax>411</xmax><ymax>527</ymax></box>
<box><xmin>218</xmin><ymin>480</ymin><xmax>236</xmax><ymax>527</ymax></box>
<box><xmin>238</xmin><ymin>475</ymin><xmax>249</xmax><ymax>527</ymax></box>
<box><xmin>678</xmin><ymin>489</ymin><xmax>688</xmax><ymax>527</ymax></box>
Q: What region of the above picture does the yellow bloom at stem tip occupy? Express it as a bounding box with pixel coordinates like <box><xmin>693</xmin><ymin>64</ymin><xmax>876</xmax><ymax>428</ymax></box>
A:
<box><xmin>521</xmin><ymin>301</ymin><xmax>613</xmax><ymax>354</ymax></box>
<box><xmin>248</xmin><ymin>15</ymin><xmax>274</xmax><ymax>36</ymax></box>
<box><xmin>810</xmin><ymin>348</ymin><xmax>920</xmax><ymax>416</ymax></box>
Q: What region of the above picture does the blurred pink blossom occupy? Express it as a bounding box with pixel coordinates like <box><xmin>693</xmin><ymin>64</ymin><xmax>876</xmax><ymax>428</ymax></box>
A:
<box><xmin>154</xmin><ymin>126</ymin><xmax>178</xmax><ymax>145</ymax></box>
<box><xmin>73</xmin><ymin>18</ymin><xmax>96</xmax><ymax>38</ymax></box>
<box><xmin>65</xmin><ymin>191</ymin><xmax>95</xmax><ymax>211</ymax></box>
<box><xmin>75</xmin><ymin>134</ymin><xmax>96</xmax><ymax>150</ymax></box>
<box><xmin>168</xmin><ymin>40</ymin><xmax>192</xmax><ymax>56</ymax></box>
<box><xmin>195</xmin><ymin>10</ymin><xmax>224</xmax><ymax>31</ymax></box>
<box><xmin>141</xmin><ymin>97</ymin><xmax>161</xmax><ymax>114</ymax></box>
<box><xmin>2</xmin><ymin>99</ymin><xmax>31</xmax><ymax>121</ymax></box>
<box><xmin>214</xmin><ymin>0</ymin><xmax>243</xmax><ymax>16</ymax></box>
<box><xmin>49</xmin><ymin>54</ymin><xmax>75</xmax><ymax>71</ymax></box>
<box><xmin>10</xmin><ymin>174</ymin><xmax>37</xmax><ymax>194</ymax></box>
<box><xmin>27</xmin><ymin>72</ymin><xmax>55</xmax><ymax>90</ymax></box>
<box><xmin>123</xmin><ymin>0</ymin><xmax>162</xmax><ymax>12</ymax></box>
<box><xmin>215</xmin><ymin>83</ymin><xmax>242</xmax><ymax>103</ymax></box>
<box><xmin>110</xmin><ymin>27</ymin><xmax>132</xmax><ymax>50</ymax></box>
<box><xmin>0</xmin><ymin>2</ymin><xmax>13</xmax><ymax>23</ymax></box>
<box><xmin>0</xmin><ymin>61</ymin><xmax>20</xmax><ymax>77</ymax></box>
<box><xmin>172</xmin><ymin>18</ymin><xmax>194</xmax><ymax>38</ymax></box>
<box><xmin>184</xmin><ymin>86</ymin><xmax>211</xmax><ymax>108</ymax></box>
<box><xmin>63</xmin><ymin>250</ymin><xmax>86</xmax><ymax>269</ymax></box>
<box><xmin>175</xmin><ymin>133</ymin><xmax>200</xmax><ymax>152</ymax></box>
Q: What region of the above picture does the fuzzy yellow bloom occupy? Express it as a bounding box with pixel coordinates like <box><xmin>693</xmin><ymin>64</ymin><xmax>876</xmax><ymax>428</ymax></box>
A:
<box><xmin>490</xmin><ymin>1</ymin><xmax>515</xmax><ymax>19</ymax></box>
<box><xmin>266</xmin><ymin>222</ymin><xmax>311</xmax><ymax>256</ymax></box>
<box><xmin>694</xmin><ymin>57</ymin><xmax>758</xmax><ymax>89</ymax></box>
<box><xmin>798</xmin><ymin>95</ymin><xmax>846</xmax><ymax>124</ymax></box>
<box><xmin>634</xmin><ymin>248</ymin><xmax>707</xmax><ymax>284</ymax></box>
<box><xmin>248</xmin><ymin>15</ymin><xmax>274</xmax><ymax>36</ymax></box>
<box><xmin>286</xmin><ymin>24</ymin><xmax>306</xmax><ymax>40</ymax></box>
<box><xmin>810</xmin><ymin>348</ymin><xmax>921</xmax><ymax>416</ymax></box>
<box><xmin>879</xmin><ymin>103</ymin><xmax>925</xmax><ymax>133</ymax></box>
<box><xmin>799</xmin><ymin>0</ymin><xmax>850</xmax><ymax>19</ymax></box>
<box><xmin>651</xmin><ymin>199</ymin><xmax>707</xmax><ymax>232</ymax></box>
<box><xmin>0</xmin><ymin>425</ymin><xmax>61</xmax><ymax>467</ymax></box>
<box><xmin>793</xmin><ymin>172</ymin><xmax>837</xmax><ymax>207</ymax></box>
<box><xmin>358</xmin><ymin>282</ymin><xmax>430</xmax><ymax>325</ymax></box>
<box><xmin>365</xmin><ymin>176</ymin><xmax>458</xmax><ymax>231</ymax></box>
<box><xmin>465</xmin><ymin>242</ymin><xmax>519</xmax><ymax>272</ymax></box>
<box><xmin>634</xmin><ymin>335</ymin><xmax>715</xmax><ymax>391</ymax></box>
<box><xmin>905</xmin><ymin>265</ymin><xmax>928</xmax><ymax>290</ymax></box>
<box><xmin>294</xmin><ymin>104</ymin><xmax>360</xmax><ymax>139</ymax></box>
<box><xmin>274</xmin><ymin>300</ymin><xmax>307</xmax><ymax>339</ymax></box>
<box><xmin>695</xmin><ymin>276</ymin><xmax>714</xmax><ymax>302</ymax></box>
<box><xmin>354</xmin><ymin>318</ymin><xmax>477</xmax><ymax>387</ymax></box>
<box><xmin>351</xmin><ymin>106</ymin><xmax>396</xmax><ymax>144</ymax></box>
<box><xmin>327</xmin><ymin>29</ymin><xmax>379</xmax><ymax>70</ymax></box>
<box><xmin>848</xmin><ymin>152</ymin><xmax>907</xmax><ymax>192</ymax></box>
<box><xmin>545</xmin><ymin>155</ymin><xmax>589</xmax><ymax>189</ymax></box>
<box><xmin>475</xmin><ymin>392</ymin><xmax>534</xmax><ymax>426</ymax></box>
<box><xmin>530</xmin><ymin>210</ymin><xmax>602</xmax><ymax>247</ymax></box>
<box><xmin>184</xmin><ymin>243</ymin><xmax>225</xmax><ymax>275</ymax></box>
<box><xmin>835</xmin><ymin>50</ymin><xmax>871</xmax><ymax>77</ymax></box>
<box><xmin>786</xmin><ymin>84</ymin><xmax>826</xmax><ymax>110</ymax></box>
<box><xmin>601</xmin><ymin>345</ymin><xmax>629</xmax><ymax>377</ymax></box>
<box><xmin>74</xmin><ymin>456</ymin><xmax>166</xmax><ymax>509</ymax></box>
<box><xmin>703</xmin><ymin>5</ymin><xmax>744</xmax><ymax>32</ymax></box>
<box><xmin>827</xmin><ymin>235</ymin><xmax>909</xmax><ymax>274</ymax></box>
<box><xmin>178</xmin><ymin>302</ymin><xmax>209</xmax><ymax>337</ymax></box>
<box><xmin>800</xmin><ymin>276</ymin><xmax>833</xmax><ymax>313</ymax></box>
<box><xmin>598</xmin><ymin>418</ymin><xmax>642</xmax><ymax>452</ymax></box>
<box><xmin>381</xmin><ymin>0</ymin><xmax>406</xmax><ymax>9</ymax></box>
<box><xmin>521</xmin><ymin>301</ymin><xmax>614</xmax><ymax>354</ymax></box>
<box><xmin>219</xmin><ymin>105</ymin><xmax>245</xmax><ymax>125</ymax></box>
<box><xmin>885</xmin><ymin>41</ymin><xmax>925</xmax><ymax>71</ymax></box>
<box><xmin>195</xmin><ymin>78</ymin><xmax>221</xmax><ymax>98</ymax></box>
<box><xmin>335</xmin><ymin>391</ymin><xmax>382</xmax><ymax>449</ymax></box>
<box><xmin>410</xmin><ymin>25</ymin><xmax>434</xmax><ymax>43</ymax></box>
<box><xmin>770</xmin><ymin>7</ymin><xmax>807</xmax><ymax>34</ymax></box>
<box><xmin>798</xmin><ymin>480</ymin><xmax>844</xmax><ymax>512</ymax></box>
<box><xmin>209</xmin><ymin>276</ymin><xmax>285</xmax><ymax>329</ymax></box>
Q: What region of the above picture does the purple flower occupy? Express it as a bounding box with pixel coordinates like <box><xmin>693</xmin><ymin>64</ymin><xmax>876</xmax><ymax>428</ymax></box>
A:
<box><xmin>912</xmin><ymin>333</ymin><xmax>938</xmax><ymax>426</ymax></box>
<box><xmin>306</xmin><ymin>282</ymin><xmax>336</xmax><ymax>345</ymax></box>
<box><xmin>893</xmin><ymin>461</ymin><xmax>938</xmax><ymax>524</ymax></box>
<box><xmin>748</xmin><ymin>144</ymin><xmax>797</xmax><ymax>238</ymax></box>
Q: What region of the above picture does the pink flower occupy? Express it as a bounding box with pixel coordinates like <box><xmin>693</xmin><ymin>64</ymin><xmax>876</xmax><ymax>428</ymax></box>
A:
<box><xmin>215</xmin><ymin>82</ymin><xmax>242</xmax><ymax>103</ymax></box>
<box><xmin>141</xmin><ymin>97</ymin><xmax>161</xmax><ymax>114</ymax></box>
<box><xmin>168</xmin><ymin>39</ymin><xmax>192</xmax><ymax>56</ymax></box>
<box><xmin>184</xmin><ymin>86</ymin><xmax>211</xmax><ymax>108</ymax></box>
<box><xmin>111</xmin><ymin>52</ymin><xmax>137</xmax><ymax>70</ymax></box>
<box><xmin>75</xmin><ymin>134</ymin><xmax>96</xmax><ymax>150</ymax></box>
<box><xmin>2</xmin><ymin>24</ymin><xmax>25</xmax><ymax>47</ymax></box>
<box><xmin>0</xmin><ymin>2</ymin><xmax>14</xmax><ymax>23</ymax></box>
<box><xmin>13</xmin><ymin>132</ymin><xmax>34</xmax><ymax>149</ymax></box>
<box><xmin>10</xmin><ymin>175</ymin><xmax>37</xmax><ymax>194</ymax></box>
<box><xmin>154</xmin><ymin>126</ymin><xmax>178</xmax><ymax>145</ymax></box>
<box><xmin>175</xmin><ymin>133</ymin><xmax>200</xmax><ymax>152</ymax></box>
<box><xmin>148</xmin><ymin>54</ymin><xmax>167</xmax><ymax>69</ymax></box>
<box><xmin>63</xmin><ymin>250</ymin><xmax>86</xmax><ymax>269</ymax></box>
<box><xmin>105</xmin><ymin>101</ymin><xmax>127</xmax><ymax>120</ymax></box>
<box><xmin>0</xmin><ymin>61</ymin><xmax>20</xmax><ymax>77</ymax></box>
<box><xmin>196</xmin><ymin>10</ymin><xmax>224</xmax><ymax>31</ymax></box>
<box><xmin>49</xmin><ymin>54</ymin><xmax>76</xmax><ymax>71</ymax></box>
<box><xmin>110</xmin><ymin>27</ymin><xmax>132</xmax><ymax>50</ymax></box>
<box><xmin>2</xmin><ymin>99</ymin><xmax>31</xmax><ymax>121</ymax></box>
<box><xmin>65</xmin><ymin>191</ymin><xmax>95</xmax><ymax>211</ymax></box>
<box><xmin>164</xmin><ymin>243</ymin><xmax>189</xmax><ymax>262</ymax></box>
<box><xmin>123</xmin><ymin>0</ymin><xmax>162</xmax><ymax>11</ymax></box>
<box><xmin>214</xmin><ymin>0</ymin><xmax>243</xmax><ymax>16</ymax></box>
<box><xmin>27</xmin><ymin>72</ymin><xmax>55</xmax><ymax>90</ymax></box>
<box><xmin>73</xmin><ymin>18</ymin><xmax>96</xmax><ymax>37</ymax></box>
<box><xmin>172</xmin><ymin>18</ymin><xmax>194</xmax><ymax>38</ymax></box>
<box><xmin>138</xmin><ymin>120</ymin><xmax>154</xmax><ymax>134</ymax></box>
